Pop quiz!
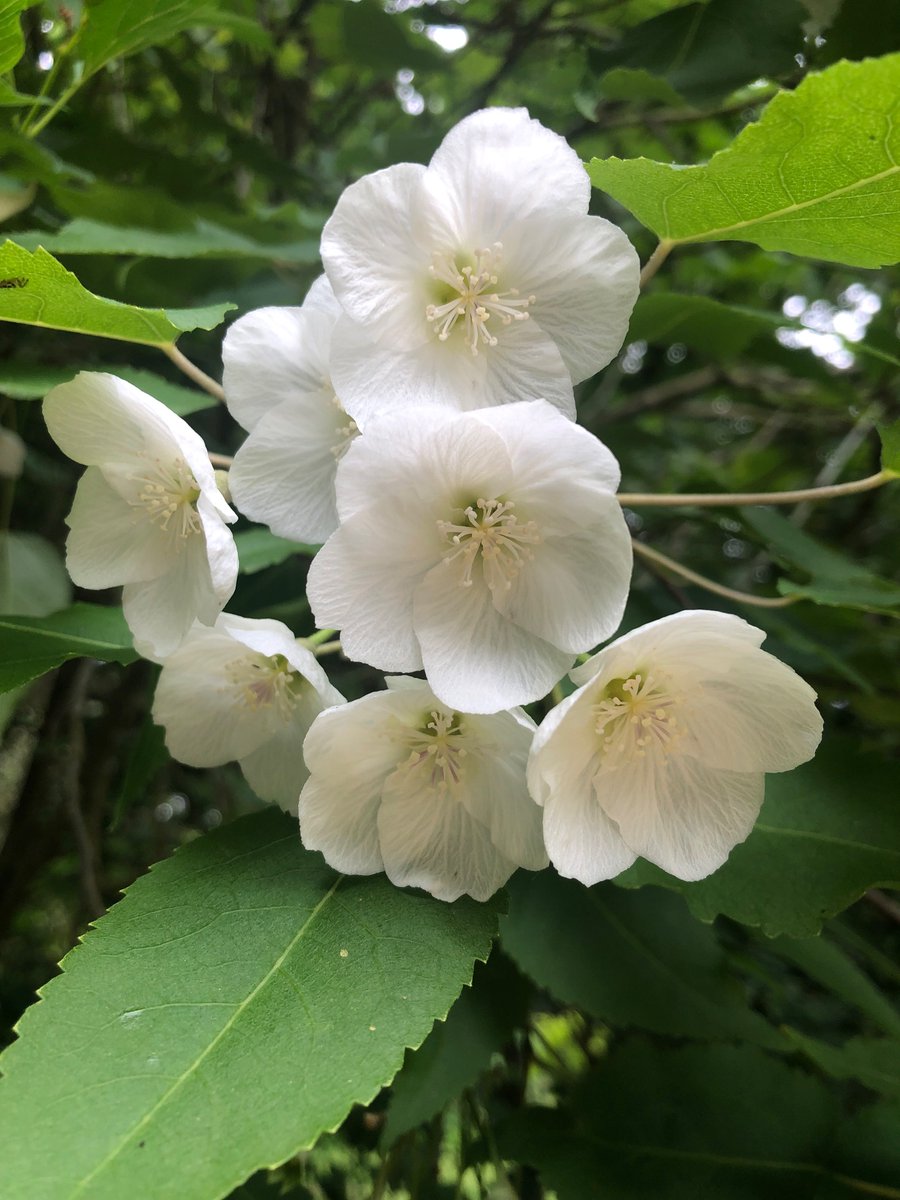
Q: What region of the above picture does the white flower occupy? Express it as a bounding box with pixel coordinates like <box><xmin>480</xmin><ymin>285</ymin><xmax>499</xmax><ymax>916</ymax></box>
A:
<box><xmin>321</xmin><ymin>107</ymin><xmax>639</xmax><ymax>422</ymax></box>
<box><xmin>298</xmin><ymin>676</ymin><xmax>547</xmax><ymax>901</ymax></box>
<box><xmin>306</xmin><ymin>400</ymin><xmax>633</xmax><ymax>714</ymax></box>
<box><xmin>223</xmin><ymin>276</ymin><xmax>359</xmax><ymax>544</ymax></box>
<box><xmin>43</xmin><ymin>372</ymin><xmax>238</xmax><ymax>659</ymax></box>
<box><xmin>152</xmin><ymin>613</ymin><xmax>345</xmax><ymax>813</ymax></box>
<box><xmin>527</xmin><ymin>610</ymin><xmax>824</xmax><ymax>884</ymax></box>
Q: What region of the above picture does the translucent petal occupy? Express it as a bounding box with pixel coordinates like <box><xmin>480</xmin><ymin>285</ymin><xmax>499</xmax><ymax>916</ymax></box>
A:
<box><xmin>65</xmin><ymin>467</ymin><xmax>173</xmax><ymax>587</ymax></box>
<box><xmin>241</xmin><ymin>720</ymin><xmax>309</xmax><ymax>814</ymax></box>
<box><xmin>123</xmin><ymin>532</ymin><xmax>223</xmax><ymax>659</ymax></box>
<box><xmin>599</xmin><ymin>754</ymin><xmax>765</xmax><ymax>882</ymax></box>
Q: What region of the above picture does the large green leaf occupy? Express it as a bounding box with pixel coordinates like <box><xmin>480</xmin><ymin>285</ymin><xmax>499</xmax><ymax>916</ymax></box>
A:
<box><xmin>13</xmin><ymin>219</ymin><xmax>320</xmax><ymax>264</ymax></box>
<box><xmin>590</xmin><ymin>0</ymin><xmax>805</xmax><ymax>105</ymax></box>
<box><xmin>0</xmin><ymin>242</ymin><xmax>233</xmax><ymax>346</ymax></box>
<box><xmin>787</xmin><ymin>1031</ymin><xmax>900</xmax><ymax>1098</ymax></box>
<box><xmin>628</xmin><ymin>292</ymin><xmax>774</xmax><ymax>361</ymax></box>
<box><xmin>383</xmin><ymin>950</ymin><xmax>532</xmax><ymax>1146</ymax></box>
<box><xmin>0</xmin><ymin>809</ymin><xmax>499</xmax><ymax>1200</ymax></box>
<box><xmin>499</xmin><ymin>1042</ymin><xmax>900</xmax><ymax>1199</ymax></box>
<box><xmin>234</xmin><ymin>528</ymin><xmax>317</xmax><ymax>575</ymax></box>
<box><xmin>0</xmin><ymin>363</ymin><xmax>215</xmax><ymax>415</ymax></box>
<box><xmin>741</xmin><ymin>507</ymin><xmax>900</xmax><ymax>616</ymax></box>
<box><xmin>617</xmin><ymin>738</ymin><xmax>900</xmax><ymax>936</ymax></box>
<box><xmin>589</xmin><ymin>55</ymin><xmax>900</xmax><ymax>267</ymax></box>
<box><xmin>501</xmin><ymin>876</ymin><xmax>782</xmax><ymax>1047</ymax></box>
<box><xmin>0</xmin><ymin>603</ymin><xmax>136</xmax><ymax>695</ymax></box>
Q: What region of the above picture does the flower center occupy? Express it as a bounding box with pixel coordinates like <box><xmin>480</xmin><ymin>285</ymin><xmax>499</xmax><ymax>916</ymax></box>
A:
<box><xmin>593</xmin><ymin>669</ymin><xmax>683</xmax><ymax>764</ymax></box>
<box><xmin>437</xmin><ymin>498</ymin><xmax>541</xmax><ymax>591</ymax></box>
<box><xmin>131</xmin><ymin>456</ymin><xmax>202</xmax><ymax>541</ymax></box>
<box><xmin>226</xmin><ymin>652</ymin><xmax>303</xmax><ymax>719</ymax></box>
<box><xmin>400</xmin><ymin>709</ymin><xmax>474</xmax><ymax>792</ymax></box>
<box><xmin>425</xmin><ymin>243</ymin><xmax>535</xmax><ymax>355</ymax></box>
<box><xmin>328</xmin><ymin>390</ymin><xmax>359</xmax><ymax>460</ymax></box>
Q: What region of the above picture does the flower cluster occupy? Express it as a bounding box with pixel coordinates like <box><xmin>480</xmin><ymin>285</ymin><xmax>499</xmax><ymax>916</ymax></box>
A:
<box><xmin>43</xmin><ymin>107</ymin><xmax>822</xmax><ymax>900</ymax></box>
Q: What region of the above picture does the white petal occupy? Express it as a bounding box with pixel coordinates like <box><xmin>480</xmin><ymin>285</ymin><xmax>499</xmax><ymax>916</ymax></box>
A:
<box><xmin>378</xmin><ymin>769</ymin><xmax>516</xmax><ymax>902</ymax></box>
<box><xmin>422</xmin><ymin>108</ymin><xmax>590</xmax><ymax>247</ymax></box>
<box><xmin>499</xmin><ymin>507</ymin><xmax>632</xmax><ymax>653</ymax></box>
<box><xmin>306</xmin><ymin>500</ymin><xmax>440</xmax><ymax>671</ymax></box>
<box><xmin>413</xmin><ymin>557</ymin><xmax>573</xmax><ymax>713</ymax></box>
<box><xmin>65</xmin><ymin>467</ymin><xmax>173</xmax><ymax>587</ymax></box>
<box><xmin>298</xmin><ymin>691</ymin><xmax>425</xmax><ymax>875</ymax></box>
<box><xmin>240</xmin><ymin>721</ymin><xmax>309</xmax><ymax>814</ymax></box>
<box><xmin>229</xmin><ymin>399</ymin><xmax>344</xmax><ymax>543</ymax></box>
<box><xmin>123</xmin><ymin>532</ymin><xmax>223</xmax><ymax>658</ymax></box>
<box><xmin>462</xmin><ymin>712</ymin><xmax>547</xmax><ymax>870</ymax></box>
<box><xmin>473</xmin><ymin>401</ymin><xmax>622</xmax><ymax>525</ymax></box>
<box><xmin>687</xmin><ymin>642</ymin><xmax>823</xmax><ymax>774</ymax></box>
<box><xmin>476</xmin><ymin>320</ymin><xmax>576</xmax><ymax>416</ymax></box>
<box><xmin>571</xmin><ymin>610</ymin><xmax>765</xmax><ymax>687</ymax></box>
<box><xmin>334</xmin><ymin>404</ymin><xmax>513</xmax><ymax>522</ymax></box>
<box><xmin>303</xmin><ymin>273</ymin><xmax>341</xmax><ymax>318</ymax></box>
<box><xmin>222</xmin><ymin>306</ymin><xmax>335</xmax><ymax>432</ymax></box>
<box><xmin>196</xmin><ymin>496</ymin><xmax>239</xmax><ymax>614</ymax></box>
<box><xmin>321</xmin><ymin>162</ymin><xmax>432</xmax><ymax>349</ymax></box>
<box><xmin>600</xmin><ymin>754</ymin><xmax>764</xmax><ymax>882</ymax></box>
<box><xmin>543</xmin><ymin>788</ymin><xmax>637</xmax><ymax>886</ymax></box>
<box><xmin>506</xmin><ymin>213</ymin><xmax>640</xmax><ymax>383</ymax></box>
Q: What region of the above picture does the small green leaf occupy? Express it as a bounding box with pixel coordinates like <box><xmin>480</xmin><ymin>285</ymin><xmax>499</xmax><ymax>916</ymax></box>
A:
<box><xmin>786</xmin><ymin>1031</ymin><xmax>900</xmax><ymax>1097</ymax></box>
<box><xmin>0</xmin><ymin>809</ymin><xmax>499</xmax><ymax>1200</ymax></box>
<box><xmin>879</xmin><ymin>421</ymin><xmax>900</xmax><ymax>475</ymax></box>
<box><xmin>742</xmin><ymin>507</ymin><xmax>900</xmax><ymax>616</ymax></box>
<box><xmin>589</xmin><ymin>55</ymin><xmax>900</xmax><ymax>267</ymax></box>
<box><xmin>13</xmin><ymin>218</ymin><xmax>321</xmax><ymax>263</ymax></box>
<box><xmin>0</xmin><ymin>363</ymin><xmax>215</xmax><ymax>415</ymax></box>
<box><xmin>617</xmin><ymin>738</ymin><xmax>900</xmax><ymax>937</ymax></box>
<box><xmin>0</xmin><ymin>0</ymin><xmax>35</xmax><ymax>73</ymax></box>
<box><xmin>0</xmin><ymin>603</ymin><xmax>136</xmax><ymax>695</ymax></box>
<box><xmin>384</xmin><ymin>950</ymin><xmax>532</xmax><ymax>1146</ymax></box>
<box><xmin>0</xmin><ymin>242</ymin><xmax>234</xmax><ymax>346</ymax></box>
<box><xmin>234</xmin><ymin>528</ymin><xmax>318</xmax><ymax>575</ymax></box>
<box><xmin>502</xmin><ymin>877</ymin><xmax>782</xmax><ymax>1047</ymax></box>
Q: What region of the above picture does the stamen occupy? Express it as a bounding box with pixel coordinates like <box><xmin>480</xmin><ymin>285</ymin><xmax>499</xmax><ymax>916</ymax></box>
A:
<box><xmin>437</xmin><ymin>497</ymin><xmax>541</xmax><ymax>591</ymax></box>
<box><xmin>130</xmin><ymin>456</ymin><xmax>202</xmax><ymax>544</ymax></box>
<box><xmin>226</xmin><ymin>653</ymin><xmax>301</xmax><ymax>719</ymax></box>
<box><xmin>398</xmin><ymin>709</ymin><xmax>475</xmax><ymax>792</ymax></box>
<box><xmin>328</xmin><ymin>391</ymin><xmax>359</xmax><ymax>460</ymax></box>
<box><xmin>593</xmin><ymin>669</ymin><xmax>684</xmax><ymax>764</ymax></box>
<box><xmin>425</xmin><ymin>243</ymin><xmax>535</xmax><ymax>355</ymax></box>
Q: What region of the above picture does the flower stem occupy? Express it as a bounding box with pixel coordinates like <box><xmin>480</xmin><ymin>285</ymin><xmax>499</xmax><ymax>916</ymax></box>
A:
<box><xmin>619</xmin><ymin>469</ymin><xmax>894</xmax><ymax>508</ymax></box>
<box><xmin>313</xmin><ymin>640</ymin><xmax>343</xmax><ymax>657</ymax></box>
<box><xmin>639</xmin><ymin>239</ymin><xmax>673</xmax><ymax>287</ymax></box>
<box><xmin>632</xmin><ymin>540</ymin><xmax>798</xmax><ymax>609</ymax></box>
<box><xmin>161</xmin><ymin>343</ymin><xmax>226</xmax><ymax>402</ymax></box>
<box><xmin>207</xmin><ymin>452</ymin><xmax>233</xmax><ymax>468</ymax></box>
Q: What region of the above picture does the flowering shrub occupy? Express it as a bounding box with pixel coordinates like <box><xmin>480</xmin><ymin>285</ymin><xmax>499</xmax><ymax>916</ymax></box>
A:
<box><xmin>1</xmin><ymin>6</ymin><xmax>898</xmax><ymax>1199</ymax></box>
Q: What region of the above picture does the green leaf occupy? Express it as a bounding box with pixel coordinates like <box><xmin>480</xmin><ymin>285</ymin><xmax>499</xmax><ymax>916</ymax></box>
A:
<box><xmin>501</xmin><ymin>876</ymin><xmax>782</xmax><ymax>1047</ymax></box>
<box><xmin>499</xmin><ymin>1042</ymin><xmax>900</xmax><ymax>1199</ymax></box>
<box><xmin>628</xmin><ymin>292</ymin><xmax>774</xmax><ymax>360</ymax></box>
<box><xmin>0</xmin><ymin>809</ymin><xmax>499</xmax><ymax>1200</ymax></box>
<box><xmin>0</xmin><ymin>603</ymin><xmax>136</xmax><ymax>695</ymax></box>
<box><xmin>617</xmin><ymin>738</ymin><xmax>900</xmax><ymax>937</ymax></box>
<box><xmin>13</xmin><ymin>218</ymin><xmax>321</xmax><ymax>263</ymax></box>
<box><xmin>383</xmin><ymin>950</ymin><xmax>532</xmax><ymax>1146</ymax></box>
<box><xmin>766</xmin><ymin>933</ymin><xmax>900</xmax><ymax>1038</ymax></box>
<box><xmin>110</xmin><ymin>712</ymin><xmax>167</xmax><ymax>830</ymax></box>
<box><xmin>741</xmin><ymin>506</ymin><xmax>900</xmax><ymax>616</ymax></box>
<box><xmin>593</xmin><ymin>66</ymin><xmax>685</xmax><ymax>105</ymax></box>
<box><xmin>234</xmin><ymin>528</ymin><xmax>317</xmax><ymax>575</ymax></box>
<box><xmin>74</xmin><ymin>0</ymin><xmax>266</xmax><ymax>80</ymax></box>
<box><xmin>0</xmin><ymin>0</ymin><xmax>35</xmax><ymax>73</ymax></box>
<box><xmin>589</xmin><ymin>55</ymin><xmax>900</xmax><ymax>267</ymax></box>
<box><xmin>0</xmin><ymin>79</ymin><xmax>49</xmax><ymax>106</ymax></box>
<box><xmin>0</xmin><ymin>242</ymin><xmax>234</xmax><ymax>346</ymax></box>
<box><xmin>590</xmin><ymin>0</ymin><xmax>806</xmax><ymax>105</ymax></box>
<box><xmin>340</xmin><ymin>0</ymin><xmax>443</xmax><ymax>74</ymax></box>
<box><xmin>0</xmin><ymin>362</ymin><xmax>215</xmax><ymax>415</ymax></box>
<box><xmin>786</xmin><ymin>1031</ymin><xmax>900</xmax><ymax>1097</ymax></box>
<box><xmin>0</xmin><ymin>532</ymin><xmax>71</xmax><ymax>618</ymax></box>
<box><xmin>879</xmin><ymin>421</ymin><xmax>900</xmax><ymax>475</ymax></box>
<box><xmin>820</xmin><ymin>0</ymin><xmax>900</xmax><ymax>65</ymax></box>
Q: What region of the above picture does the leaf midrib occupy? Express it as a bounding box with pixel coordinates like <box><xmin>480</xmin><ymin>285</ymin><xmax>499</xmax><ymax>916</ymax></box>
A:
<box><xmin>0</xmin><ymin>618</ymin><xmax>130</xmax><ymax>654</ymax></box>
<box><xmin>70</xmin><ymin>873</ymin><xmax>345</xmax><ymax>1197</ymax></box>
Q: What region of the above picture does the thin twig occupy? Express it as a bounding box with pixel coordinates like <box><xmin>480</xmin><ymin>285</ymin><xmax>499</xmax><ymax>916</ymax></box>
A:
<box><xmin>161</xmin><ymin>343</ymin><xmax>226</xmax><ymax>402</ymax></box>
<box><xmin>207</xmin><ymin>451</ymin><xmax>233</xmax><ymax>468</ymax></box>
<box><xmin>866</xmin><ymin>889</ymin><xmax>900</xmax><ymax>926</ymax></box>
<box><xmin>619</xmin><ymin>469</ymin><xmax>894</xmax><ymax>508</ymax></box>
<box><xmin>639</xmin><ymin>240</ymin><xmax>673</xmax><ymax>287</ymax></box>
<box><xmin>632</xmin><ymin>540</ymin><xmax>798</xmax><ymax>609</ymax></box>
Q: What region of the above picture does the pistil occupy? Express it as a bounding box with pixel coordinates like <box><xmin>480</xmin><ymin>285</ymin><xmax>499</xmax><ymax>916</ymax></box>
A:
<box><xmin>425</xmin><ymin>243</ymin><xmax>535</xmax><ymax>355</ymax></box>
